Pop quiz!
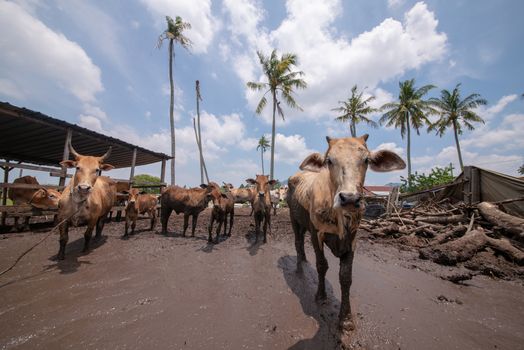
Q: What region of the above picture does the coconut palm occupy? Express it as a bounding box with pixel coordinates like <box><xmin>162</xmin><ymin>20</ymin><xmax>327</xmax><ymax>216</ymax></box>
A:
<box><xmin>257</xmin><ymin>135</ymin><xmax>270</xmax><ymax>174</ymax></box>
<box><xmin>247</xmin><ymin>49</ymin><xmax>307</xmax><ymax>180</ymax></box>
<box><xmin>332</xmin><ymin>85</ymin><xmax>378</xmax><ymax>137</ymax></box>
<box><xmin>428</xmin><ymin>84</ymin><xmax>487</xmax><ymax>171</ymax></box>
<box><xmin>157</xmin><ymin>16</ymin><xmax>191</xmax><ymax>185</ymax></box>
<box><xmin>380</xmin><ymin>79</ymin><xmax>435</xmax><ymax>185</ymax></box>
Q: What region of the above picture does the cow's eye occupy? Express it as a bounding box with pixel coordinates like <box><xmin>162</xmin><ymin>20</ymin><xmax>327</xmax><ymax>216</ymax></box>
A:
<box><xmin>364</xmin><ymin>157</ymin><xmax>369</xmax><ymax>164</ymax></box>
<box><xmin>325</xmin><ymin>157</ymin><xmax>333</xmax><ymax>166</ymax></box>
<box><xmin>96</xmin><ymin>168</ymin><xmax>100</xmax><ymax>172</ymax></box>
<box><xmin>76</xmin><ymin>167</ymin><xmax>80</xmax><ymax>170</ymax></box>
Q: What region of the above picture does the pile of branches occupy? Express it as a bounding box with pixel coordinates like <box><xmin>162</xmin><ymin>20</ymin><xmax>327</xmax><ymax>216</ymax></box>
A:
<box><xmin>361</xmin><ymin>197</ymin><xmax>524</xmax><ymax>279</ymax></box>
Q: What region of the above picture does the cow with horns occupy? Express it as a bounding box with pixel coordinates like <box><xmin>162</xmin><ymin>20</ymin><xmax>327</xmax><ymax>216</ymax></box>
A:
<box><xmin>56</xmin><ymin>143</ymin><xmax>117</xmax><ymax>260</ymax></box>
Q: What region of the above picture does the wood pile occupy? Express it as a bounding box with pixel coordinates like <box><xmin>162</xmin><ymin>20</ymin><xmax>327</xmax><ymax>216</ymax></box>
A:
<box><xmin>361</xmin><ymin>197</ymin><xmax>524</xmax><ymax>280</ymax></box>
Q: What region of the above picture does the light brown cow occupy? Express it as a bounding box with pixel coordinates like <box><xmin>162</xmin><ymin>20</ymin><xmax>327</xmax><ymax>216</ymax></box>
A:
<box><xmin>246</xmin><ymin>175</ymin><xmax>276</xmax><ymax>243</ymax></box>
<box><xmin>208</xmin><ymin>184</ymin><xmax>234</xmax><ymax>243</ymax></box>
<box><xmin>123</xmin><ymin>188</ymin><xmax>158</xmax><ymax>237</ymax></box>
<box><xmin>57</xmin><ymin>143</ymin><xmax>116</xmax><ymax>260</ymax></box>
<box><xmin>223</xmin><ymin>183</ymin><xmax>254</xmax><ymax>209</ymax></box>
<box><xmin>8</xmin><ymin>176</ymin><xmax>61</xmax><ymax>230</ymax></box>
<box><xmin>287</xmin><ymin>135</ymin><xmax>405</xmax><ymax>332</ymax></box>
<box><xmin>160</xmin><ymin>183</ymin><xmax>218</xmax><ymax>237</ymax></box>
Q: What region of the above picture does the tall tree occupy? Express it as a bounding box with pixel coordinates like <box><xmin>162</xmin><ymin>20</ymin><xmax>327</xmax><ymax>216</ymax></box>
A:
<box><xmin>247</xmin><ymin>49</ymin><xmax>307</xmax><ymax>180</ymax></box>
<box><xmin>428</xmin><ymin>84</ymin><xmax>487</xmax><ymax>171</ymax></box>
<box><xmin>332</xmin><ymin>85</ymin><xmax>378</xmax><ymax>137</ymax></box>
<box><xmin>157</xmin><ymin>16</ymin><xmax>191</xmax><ymax>185</ymax></box>
<box><xmin>257</xmin><ymin>135</ymin><xmax>270</xmax><ymax>175</ymax></box>
<box><xmin>380</xmin><ymin>79</ymin><xmax>435</xmax><ymax>185</ymax></box>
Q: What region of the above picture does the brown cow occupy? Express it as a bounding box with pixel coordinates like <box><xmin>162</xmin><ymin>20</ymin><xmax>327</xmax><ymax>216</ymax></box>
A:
<box><xmin>287</xmin><ymin>135</ymin><xmax>405</xmax><ymax>332</ymax></box>
<box><xmin>246</xmin><ymin>175</ymin><xmax>276</xmax><ymax>243</ymax></box>
<box><xmin>123</xmin><ymin>188</ymin><xmax>158</xmax><ymax>237</ymax></box>
<box><xmin>160</xmin><ymin>183</ymin><xmax>218</xmax><ymax>237</ymax></box>
<box><xmin>56</xmin><ymin>143</ymin><xmax>116</xmax><ymax>260</ymax></box>
<box><xmin>208</xmin><ymin>185</ymin><xmax>234</xmax><ymax>243</ymax></box>
<box><xmin>223</xmin><ymin>183</ymin><xmax>254</xmax><ymax>212</ymax></box>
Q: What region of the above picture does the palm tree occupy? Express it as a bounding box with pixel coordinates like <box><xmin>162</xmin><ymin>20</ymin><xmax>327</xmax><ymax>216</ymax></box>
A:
<box><xmin>332</xmin><ymin>85</ymin><xmax>378</xmax><ymax>137</ymax></box>
<box><xmin>380</xmin><ymin>79</ymin><xmax>435</xmax><ymax>185</ymax></box>
<box><xmin>157</xmin><ymin>16</ymin><xmax>191</xmax><ymax>185</ymax></box>
<box><xmin>247</xmin><ymin>49</ymin><xmax>307</xmax><ymax>180</ymax></box>
<box><xmin>428</xmin><ymin>84</ymin><xmax>487</xmax><ymax>171</ymax></box>
<box><xmin>257</xmin><ymin>135</ymin><xmax>270</xmax><ymax>174</ymax></box>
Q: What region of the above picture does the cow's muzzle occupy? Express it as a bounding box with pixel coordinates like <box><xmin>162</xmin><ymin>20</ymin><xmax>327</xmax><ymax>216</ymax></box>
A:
<box><xmin>258</xmin><ymin>191</ymin><xmax>265</xmax><ymax>198</ymax></box>
<box><xmin>77</xmin><ymin>184</ymin><xmax>91</xmax><ymax>194</ymax></box>
<box><xmin>337</xmin><ymin>192</ymin><xmax>362</xmax><ymax>209</ymax></box>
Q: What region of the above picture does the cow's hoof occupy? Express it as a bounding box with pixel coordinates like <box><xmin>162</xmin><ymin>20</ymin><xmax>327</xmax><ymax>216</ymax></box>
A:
<box><xmin>339</xmin><ymin>317</ymin><xmax>355</xmax><ymax>332</ymax></box>
<box><xmin>57</xmin><ymin>253</ymin><xmax>65</xmax><ymax>261</ymax></box>
<box><xmin>315</xmin><ymin>292</ymin><xmax>327</xmax><ymax>302</ymax></box>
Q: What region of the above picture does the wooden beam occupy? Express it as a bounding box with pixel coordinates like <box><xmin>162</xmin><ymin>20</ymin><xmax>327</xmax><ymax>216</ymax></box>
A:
<box><xmin>0</xmin><ymin>183</ymin><xmax>64</xmax><ymax>190</ymax></box>
<box><xmin>0</xmin><ymin>161</ymin><xmax>62</xmax><ymax>173</ymax></box>
<box><xmin>59</xmin><ymin>128</ymin><xmax>72</xmax><ymax>187</ymax></box>
<box><xmin>129</xmin><ymin>147</ymin><xmax>137</xmax><ymax>181</ymax></box>
<box><xmin>1</xmin><ymin>159</ymin><xmax>9</xmax><ymax>225</ymax></box>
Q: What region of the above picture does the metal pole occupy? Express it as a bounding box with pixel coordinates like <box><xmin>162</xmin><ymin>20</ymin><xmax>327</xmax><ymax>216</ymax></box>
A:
<box><xmin>59</xmin><ymin>128</ymin><xmax>73</xmax><ymax>187</ymax></box>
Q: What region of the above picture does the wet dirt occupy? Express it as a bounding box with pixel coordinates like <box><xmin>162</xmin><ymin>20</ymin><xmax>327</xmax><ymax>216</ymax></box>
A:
<box><xmin>0</xmin><ymin>208</ymin><xmax>523</xmax><ymax>349</ymax></box>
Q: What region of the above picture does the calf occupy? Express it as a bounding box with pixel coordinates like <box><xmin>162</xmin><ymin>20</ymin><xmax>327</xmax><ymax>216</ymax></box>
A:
<box><xmin>269</xmin><ymin>189</ymin><xmax>281</xmax><ymax>216</ymax></box>
<box><xmin>160</xmin><ymin>183</ymin><xmax>218</xmax><ymax>236</ymax></box>
<box><xmin>8</xmin><ymin>176</ymin><xmax>61</xmax><ymax>230</ymax></box>
<box><xmin>223</xmin><ymin>183</ymin><xmax>254</xmax><ymax>213</ymax></box>
<box><xmin>246</xmin><ymin>175</ymin><xmax>276</xmax><ymax>243</ymax></box>
<box><xmin>57</xmin><ymin>143</ymin><xmax>116</xmax><ymax>260</ymax></box>
<box><xmin>287</xmin><ymin>135</ymin><xmax>405</xmax><ymax>332</ymax></box>
<box><xmin>123</xmin><ymin>188</ymin><xmax>158</xmax><ymax>237</ymax></box>
<box><xmin>208</xmin><ymin>184</ymin><xmax>235</xmax><ymax>243</ymax></box>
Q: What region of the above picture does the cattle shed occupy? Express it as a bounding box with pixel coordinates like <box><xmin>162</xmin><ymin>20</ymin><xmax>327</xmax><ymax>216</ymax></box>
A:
<box><xmin>0</xmin><ymin>101</ymin><xmax>171</xmax><ymax>226</ymax></box>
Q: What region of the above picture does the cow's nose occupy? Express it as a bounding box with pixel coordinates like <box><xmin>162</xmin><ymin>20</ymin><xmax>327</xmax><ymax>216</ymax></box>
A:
<box><xmin>259</xmin><ymin>191</ymin><xmax>265</xmax><ymax>197</ymax></box>
<box><xmin>338</xmin><ymin>192</ymin><xmax>361</xmax><ymax>207</ymax></box>
<box><xmin>77</xmin><ymin>185</ymin><xmax>91</xmax><ymax>193</ymax></box>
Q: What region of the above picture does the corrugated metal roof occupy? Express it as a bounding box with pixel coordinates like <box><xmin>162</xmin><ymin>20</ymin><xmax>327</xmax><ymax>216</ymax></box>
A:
<box><xmin>0</xmin><ymin>102</ymin><xmax>171</xmax><ymax>169</ymax></box>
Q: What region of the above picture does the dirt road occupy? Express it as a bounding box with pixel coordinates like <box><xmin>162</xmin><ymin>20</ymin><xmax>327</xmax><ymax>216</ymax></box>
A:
<box><xmin>0</xmin><ymin>208</ymin><xmax>523</xmax><ymax>349</ymax></box>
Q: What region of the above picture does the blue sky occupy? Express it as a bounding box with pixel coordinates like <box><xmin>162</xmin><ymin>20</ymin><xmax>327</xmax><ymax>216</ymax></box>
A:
<box><xmin>1</xmin><ymin>0</ymin><xmax>523</xmax><ymax>187</ymax></box>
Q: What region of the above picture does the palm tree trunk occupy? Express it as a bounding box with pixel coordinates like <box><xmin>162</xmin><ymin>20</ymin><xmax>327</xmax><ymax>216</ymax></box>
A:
<box><xmin>270</xmin><ymin>90</ymin><xmax>277</xmax><ymax>180</ymax></box>
<box><xmin>261</xmin><ymin>149</ymin><xmax>265</xmax><ymax>175</ymax></box>
<box><xmin>168</xmin><ymin>39</ymin><xmax>176</xmax><ymax>185</ymax></box>
<box><xmin>350</xmin><ymin>120</ymin><xmax>356</xmax><ymax>137</ymax></box>
<box><xmin>453</xmin><ymin>120</ymin><xmax>464</xmax><ymax>171</ymax></box>
<box><xmin>196</xmin><ymin>81</ymin><xmax>204</xmax><ymax>184</ymax></box>
<box><xmin>406</xmin><ymin>113</ymin><xmax>412</xmax><ymax>187</ymax></box>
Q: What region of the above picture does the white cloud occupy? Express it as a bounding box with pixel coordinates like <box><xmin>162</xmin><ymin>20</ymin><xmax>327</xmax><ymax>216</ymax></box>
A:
<box><xmin>462</xmin><ymin>113</ymin><xmax>524</xmax><ymax>151</ymax></box>
<box><xmin>145</xmin><ymin>111</ymin><xmax>152</xmax><ymax>120</ymax></box>
<box><xmin>0</xmin><ymin>78</ymin><xmax>26</xmax><ymax>100</ymax></box>
<box><xmin>0</xmin><ymin>1</ymin><xmax>103</xmax><ymax>103</ymax></box>
<box><xmin>79</xmin><ymin>115</ymin><xmax>103</xmax><ymax>132</ymax></box>
<box><xmin>476</xmin><ymin>94</ymin><xmax>518</xmax><ymax>121</ymax></box>
<box><xmin>141</xmin><ymin>0</ymin><xmax>219</xmax><ymax>54</ymax></box>
<box><xmin>131</xmin><ymin>20</ymin><xmax>141</xmax><ymax>29</ymax></box>
<box><xmin>375</xmin><ymin>142</ymin><xmax>404</xmax><ymax>156</ymax></box>
<box><xmin>274</xmin><ymin>133</ymin><xmax>316</xmax><ymax>164</ymax></box>
<box><xmin>224</xmin><ymin>0</ymin><xmax>447</xmax><ymax>123</ymax></box>
<box><xmin>388</xmin><ymin>0</ymin><xmax>405</xmax><ymax>8</ymax></box>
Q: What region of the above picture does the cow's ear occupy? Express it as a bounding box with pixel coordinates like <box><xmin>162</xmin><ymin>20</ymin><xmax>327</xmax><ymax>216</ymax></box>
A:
<box><xmin>369</xmin><ymin>150</ymin><xmax>406</xmax><ymax>172</ymax></box>
<box><xmin>299</xmin><ymin>153</ymin><xmax>325</xmax><ymax>173</ymax></box>
<box><xmin>60</xmin><ymin>160</ymin><xmax>76</xmax><ymax>168</ymax></box>
<box><xmin>221</xmin><ymin>193</ymin><xmax>228</xmax><ymax>199</ymax></box>
<box><xmin>268</xmin><ymin>179</ymin><xmax>277</xmax><ymax>186</ymax></box>
<box><xmin>246</xmin><ymin>178</ymin><xmax>256</xmax><ymax>185</ymax></box>
<box><xmin>100</xmin><ymin>163</ymin><xmax>114</xmax><ymax>171</ymax></box>
<box><xmin>359</xmin><ymin>134</ymin><xmax>369</xmax><ymax>142</ymax></box>
<box><xmin>200</xmin><ymin>184</ymin><xmax>208</xmax><ymax>189</ymax></box>
<box><xmin>139</xmin><ymin>191</ymin><xmax>147</xmax><ymax>195</ymax></box>
<box><xmin>121</xmin><ymin>190</ymin><xmax>129</xmax><ymax>195</ymax></box>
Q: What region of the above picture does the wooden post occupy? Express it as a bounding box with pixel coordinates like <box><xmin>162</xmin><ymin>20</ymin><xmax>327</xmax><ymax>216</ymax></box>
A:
<box><xmin>1</xmin><ymin>160</ymin><xmax>9</xmax><ymax>226</ymax></box>
<box><xmin>463</xmin><ymin>166</ymin><xmax>472</xmax><ymax>206</ymax></box>
<box><xmin>160</xmin><ymin>159</ymin><xmax>166</xmax><ymax>193</ymax></box>
<box><xmin>129</xmin><ymin>148</ymin><xmax>137</xmax><ymax>181</ymax></box>
<box><xmin>471</xmin><ymin>167</ymin><xmax>480</xmax><ymax>204</ymax></box>
<box><xmin>59</xmin><ymin>128</ymin><xmax>73</xmax><ymax>187</ymax></box>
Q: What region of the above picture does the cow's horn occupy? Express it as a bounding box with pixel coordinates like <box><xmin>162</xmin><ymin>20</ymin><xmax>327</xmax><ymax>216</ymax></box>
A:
<box><xmin>68</xmin><ymin>141</ymin><xmax>81</xmax><ymax>159</ymax></box>
<box><xmin>100</xmin><ymin>146</ymin><xmax>112</xmax><ymax>161</ymax></box>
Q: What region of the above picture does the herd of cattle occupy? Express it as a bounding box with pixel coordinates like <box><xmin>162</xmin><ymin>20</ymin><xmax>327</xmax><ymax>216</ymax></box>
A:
<box><xmin>7</xmin><ymin>134</ymin><xmax>406</xmax><ymax>333</ymax></box>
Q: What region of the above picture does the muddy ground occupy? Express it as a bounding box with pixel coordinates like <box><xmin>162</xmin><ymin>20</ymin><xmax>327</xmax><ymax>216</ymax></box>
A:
<box><xmin>0</xmin><ymin>207</ymin><xmax>523</xmax><ymax>349</ymax></box>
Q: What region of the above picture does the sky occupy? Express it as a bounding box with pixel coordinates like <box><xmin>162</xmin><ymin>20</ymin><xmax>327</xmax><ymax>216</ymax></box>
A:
<box><xmin>1</xmin><ymin>0</ymin><xmax>523</xmax><ymax>187</ymax></box>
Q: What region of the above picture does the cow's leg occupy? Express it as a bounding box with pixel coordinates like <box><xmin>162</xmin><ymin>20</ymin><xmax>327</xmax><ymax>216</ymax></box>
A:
<box><xmin>254</xmin><ymin>216</ymin><xmax>260</xmax><ymax>244</ymax></box>
<box><xmin>339</xmin><ymin>250</ymin><xmax>355</xmax><ymax>331</ymax></box>
<box><xmin>249</xmin><ymin>205</ymin><xmax>254</xmax><ymax>216</ymax></box>
<box><xmin>182</xmin><ymin>213</ymin><xmax>189</xmax><ymax>237</ymax></box>
<box><xmin>191</xmin><ymin>213</ymin><xmax>198</xmax><ymax>237</ymax></box>
<box><xmin>124</xmin><ymin>216</ymin><xmax>130</xmax><ymax>237</ymax></box>
<box><xmin>208</xmin><ymin>213</ymin><xmax>215</xmax><ymax>243</ymax></box>
<box><xmin>273</xmin><ymin>204</ymin><xmax>277</xmax><ymax>216</ymax></box>
<box><xmin>58</xmin><ymin>220</ymin><xmax>69</xmax><ymax>260</ymax></box>
<box><xmin>262</xmin><ymin>213</ymin><xmax>269</xmax><ymax>243</ymax></box>
<box><xmin>160</xmin><ymin>207</ymin><xmax>172</xmax><ymax>235</ymax></box>
<box><xmin>228</xmin><ymin>209</ymin><xmax>234</xmax><ymax>236</ymax></box>
<box><xmin>83</xmin><ymin>223</ymin><xmax>95</xmax><ymax>253</ymax></box>
<box><xmin>311</xmin><ymin>230</ymin><xmax>328</xmax><ymax>301</ymax></box>
<box><xmin>150</xmin><ymin>209</ymin><xmax>156</xmax><ymax>230</ymax></box>
<box><xmin>291</xmin><ymin>218</ymin><xmax>307</xmax><ymax>273</ymax></box>
<box><xmin>95</xmin><ymin>215</ymin><xmax>106</xmax><ymax>240</ymax></box>
<box><xmin>222</xmin><ymin>214</ymin><xmax>228</xmax><ymax>237</ymax></box>
<box><xmin>215</xmin><ymin>218</ymin><xmax>222</xmax><ymax>243</ymax></box>
<box><xmin>131</xmin><ymin>216</ymin><xmax>136</xmax><ymax>235</ymax></box>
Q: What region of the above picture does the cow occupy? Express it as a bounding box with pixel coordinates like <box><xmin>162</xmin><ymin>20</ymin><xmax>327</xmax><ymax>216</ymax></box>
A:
<box><xmin>123</xmin><ymin>188</ymin><xmax>158</xmax><ymax>237</ymax></box>
<box><xmin>208</xmin><ymin>184</ymin><xmax>235</xmax><ymax>243</ymax></box>
<box><xmin>56</xmin><ymin>143</ymin><xmax>116</xmax><ymax>260</ymax></box>
<box><xmin>160</xmin><ymin>183</ymin><xmax>218</xmax><ymax>237</ymax></box>
<box><xmin>246</xmin><ymin>175</ymin><xmax>276</xmax><ymax>243</ymax></box>
<box><xmin>8</xmin><ymin>176</ymin><xmax>61</xmax><ymax>231</ymax></box>
<box><xmin>223</xmin><ymin>183</ymin><xmax>254</xmax><ymax>214</ymax></box>
<box><xmin>286</xmin><ymin>135</ymin><xmax>405</xmax><ymax>332</ymax></box>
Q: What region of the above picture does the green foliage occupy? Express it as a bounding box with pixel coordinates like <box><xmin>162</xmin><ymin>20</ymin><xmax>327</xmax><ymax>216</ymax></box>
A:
<box><xmin>400</xmin><ymin>165</ymin><xmax>455</xmax><ymax>193</ymax></box>
<box><xmin>133</xmin><ymin>174</ymin><xmax>162</xmax><ymax>194</ymax></box>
